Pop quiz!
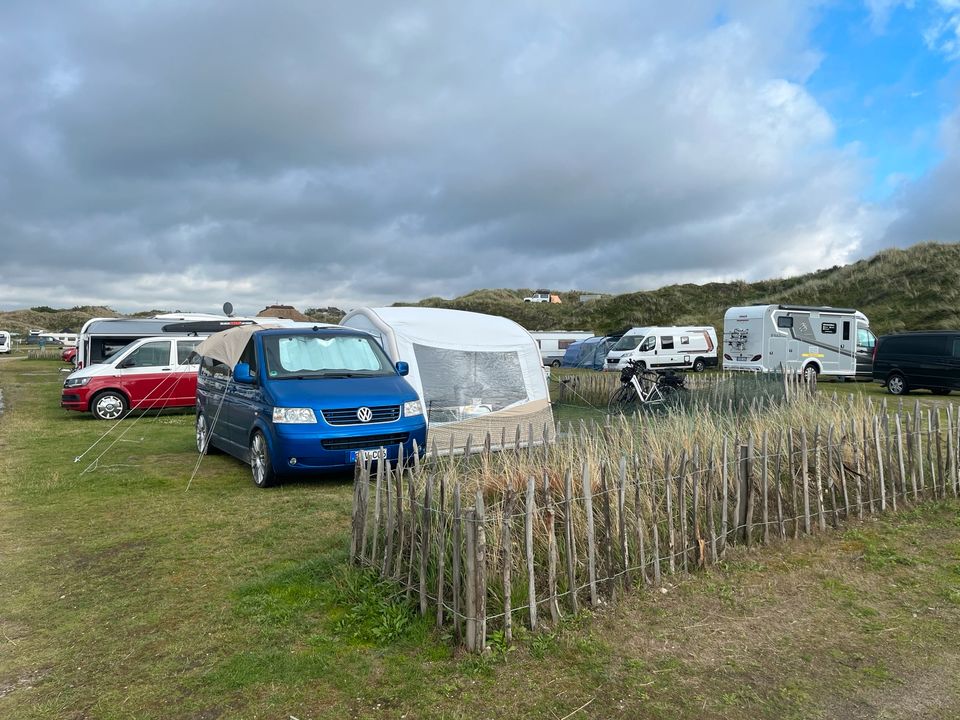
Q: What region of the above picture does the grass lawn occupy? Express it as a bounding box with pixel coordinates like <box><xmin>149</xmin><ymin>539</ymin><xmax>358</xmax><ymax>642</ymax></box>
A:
<box><xmin>2</xmin><ymin>357</ymin><xmax>960</xmax><ymax>718</ymax></box>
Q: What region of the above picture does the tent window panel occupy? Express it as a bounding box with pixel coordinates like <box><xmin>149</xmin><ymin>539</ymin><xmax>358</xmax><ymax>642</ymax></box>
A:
<box><xmin>413</xmin><ymin>344</ymin><xmax>528</xmax><ymax>421</ymax></box>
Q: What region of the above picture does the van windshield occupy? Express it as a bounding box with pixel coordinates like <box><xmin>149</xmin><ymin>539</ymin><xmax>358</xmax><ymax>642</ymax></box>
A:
<box><xmin>612</xmin><ymin>334</ymin><xmax>644</xmax><ymax>352</ymax></box>
<box><xmin>263</xmin><ymin>334</ymin><xmax>395</xmax><ymax>378</ymax></box>
<box><xmin>101</xmin><ymin>340</ymin><xmax>140</xmax><ymax>365</ymax></box>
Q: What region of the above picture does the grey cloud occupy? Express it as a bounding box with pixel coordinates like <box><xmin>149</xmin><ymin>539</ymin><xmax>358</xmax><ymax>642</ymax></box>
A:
<box><xmin>0</xmin><ymin>0</ymin><xmax>887</xmax><ymax>313</ymax></box>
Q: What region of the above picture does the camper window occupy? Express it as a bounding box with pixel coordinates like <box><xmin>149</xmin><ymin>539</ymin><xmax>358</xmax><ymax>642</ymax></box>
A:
<box><xmin>201</xmin><ymin>356</ymin><xmax>231</xmax><ymax>378</ymax></box>
<box><xmin>558</xmin><ymin>340</ymin><xmax>575</xmax><ymax>350</ymax></box>
<box><xmin>661</xmin><ymin>336</ymin><xmax>674</xmax><ymax>350</ymax></box>
<box><xmin>857</xmin><ymin>328</ymin><xmax>875</xmax><ymax>352</ymax></box>
<box><xmin>777</xmin><ymin>316</ymin><xmax>794</xmax><ymax>329</ymax></box>
<box><xmin>821</xmin><ymin>323</ymin><xmax>837</xmax><ymax>334</ymax></box>
<box><xmin>177</xmin><ymin>340</ymin><xmax>202</xmax><ymax>365</ymax></box>
<box><xmin>680</xmin><ymin>336</ymin><xmax>690</xmax><ymax>345</ymax></box>
<box><xmin>125</xmin><ymin>341</ymin><xmax>171</xmax><ymax>368</ymax></box>
<box><xmin>640</xmin><ymin>336</ymin><xmax>655</xmax><ymax>352</ymax></box>
<box><xmin>240</xmin><ymin>339</ymin><xmax>258</xmax><ymax>374</ymax></box>
<box><xmin>843</xmin><ymin>322</ymin><xmax>851</xmax><ymax>341</ymax></box>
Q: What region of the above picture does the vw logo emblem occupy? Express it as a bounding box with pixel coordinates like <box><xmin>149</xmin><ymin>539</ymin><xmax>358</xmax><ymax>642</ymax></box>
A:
<box><xmin>357</xmin><ymin>406</ymin><xmax>373</xmax><ymax>423</ymax></box>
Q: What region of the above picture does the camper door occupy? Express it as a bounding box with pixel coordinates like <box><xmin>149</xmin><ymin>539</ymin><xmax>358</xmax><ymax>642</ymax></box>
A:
<box><xmin>816</xmin><ymin>317</ymin><xmax>842</xmax><ymax>372</ymax></box>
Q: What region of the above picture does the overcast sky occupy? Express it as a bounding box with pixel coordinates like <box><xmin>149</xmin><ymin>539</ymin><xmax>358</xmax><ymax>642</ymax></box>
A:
<box><xmin>2</xmin><ymin>0</ymin><xmax>960</xmax><ymax>316</ymax></box>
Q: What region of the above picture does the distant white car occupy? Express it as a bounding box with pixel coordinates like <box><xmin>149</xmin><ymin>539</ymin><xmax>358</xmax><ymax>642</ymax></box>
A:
<box><xmin>524</xmin><ymin>290</ymin><xmax>552</xmax><ymax>303</ymax></box>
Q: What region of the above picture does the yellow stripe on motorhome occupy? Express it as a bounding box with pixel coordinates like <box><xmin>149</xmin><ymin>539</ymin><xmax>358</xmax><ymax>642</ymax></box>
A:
<box><xmin>801</xmin><ymin>353</ymin><xmax>825</xmax><ymax>358</ymax></box>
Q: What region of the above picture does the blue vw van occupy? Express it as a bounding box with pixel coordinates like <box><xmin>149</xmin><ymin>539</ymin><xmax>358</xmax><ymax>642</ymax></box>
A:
<box><xmin>195</xmin><ymin>325</ymin><xmax>427</xmax><ymax>487</ymax></box>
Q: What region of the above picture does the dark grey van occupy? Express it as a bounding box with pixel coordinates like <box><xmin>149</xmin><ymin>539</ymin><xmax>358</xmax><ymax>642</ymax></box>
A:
<box><xmin>872</xmin><ymin>331</ymin><xmax>960</xmax><ymax>395</ymax></box>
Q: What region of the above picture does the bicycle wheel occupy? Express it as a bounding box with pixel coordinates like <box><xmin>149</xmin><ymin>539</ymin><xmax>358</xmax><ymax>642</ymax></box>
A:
<box><xmin>657</xmin><ymin>383</ymin><xmax>688</xmax><ymax>413</ymax></box>
<box><xmin>608</xmin><ymin>384</ymin><xmax>639</xmax><ymax>415</ymax></box>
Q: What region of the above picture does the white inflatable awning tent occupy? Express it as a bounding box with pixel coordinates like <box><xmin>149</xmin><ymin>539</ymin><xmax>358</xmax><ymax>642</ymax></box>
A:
<box><xmin>341</xmin><ymin>307</ymin><xmax>553</xmax><ymax>453</ymax></box>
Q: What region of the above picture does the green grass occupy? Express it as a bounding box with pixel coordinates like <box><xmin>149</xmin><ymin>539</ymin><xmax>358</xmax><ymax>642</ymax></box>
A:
<box><xmin>3</xmin><ymin>357</ymin><xmax>960</xmax><ymax>718</ymax></box>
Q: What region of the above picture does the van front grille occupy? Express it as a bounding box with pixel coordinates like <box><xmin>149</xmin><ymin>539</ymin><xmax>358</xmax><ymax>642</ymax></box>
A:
<box><xmin>321</xmin><ymin>405</ymin><xmax>401</xmax><ymax>425</ymax></box>
<box><xmin>321</xmin><ymin>432</ymin><xmax>409</xmax><ymax>451</ymax></box>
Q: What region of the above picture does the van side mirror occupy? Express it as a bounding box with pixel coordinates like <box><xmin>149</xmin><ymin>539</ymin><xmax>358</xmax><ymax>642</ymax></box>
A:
<box><xmin>234</xmin><ymin>362</ymin><xmax>255</xmax><ymax>384</ymax></box>
<box><xmin>395</xmin><ymin>361</ymin><xmax>409</xmax><ymax>376</ymax></box>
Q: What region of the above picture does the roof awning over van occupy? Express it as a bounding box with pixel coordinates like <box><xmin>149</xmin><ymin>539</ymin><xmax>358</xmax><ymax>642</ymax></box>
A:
<box><xmin>194</xmin><ymin>323</ymin><xmax>283</xmax><ymax>368</ymax></box>
<box><xmin>194</xmin><ymin>322</ymin><xmax>340</xmax><ymax>367</ymax></box>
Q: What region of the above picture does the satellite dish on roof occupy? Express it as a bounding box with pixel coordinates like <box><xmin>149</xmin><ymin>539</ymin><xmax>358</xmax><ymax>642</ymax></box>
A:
<box><xmin>222</xmin><ymin>302</ymin><xmax>234</xmax><ymax>317</ymax></box>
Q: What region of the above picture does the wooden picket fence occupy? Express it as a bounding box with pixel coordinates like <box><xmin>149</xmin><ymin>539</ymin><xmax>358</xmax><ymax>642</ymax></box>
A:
<box><xmin>350</xmin><ymin>397</ymin><xmax>958</xmax><ymax>653</ymax></box>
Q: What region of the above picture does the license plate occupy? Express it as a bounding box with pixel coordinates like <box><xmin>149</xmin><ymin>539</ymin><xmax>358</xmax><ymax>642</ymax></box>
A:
<box><xmin>351</xmin><ymin>448</ymin><xmax>386</xmax><ymax>462</ymax></box>
<box><xmin>736</xmin><ymin>356</ymin><xmax>748</xmax><ymax>362</ymax></box>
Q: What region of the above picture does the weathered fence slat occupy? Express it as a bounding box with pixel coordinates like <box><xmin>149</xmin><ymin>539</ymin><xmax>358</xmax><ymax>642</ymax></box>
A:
<box><xmin>582</xmin><ymin>460</ymin><xmax>599</xmax><ymax>607</ymax></box>
<box><xmin>545</xmin><ymin>476</ymin><xmax>561</xmax><ymax>624</ymax></box>
<box><xmin>563</xmin><ymin>468</ymin><xmax>579</xmax><ymax>614</ymax></box>
<box><xmin>525</xmin><ymin>475</ymin><xmax>538</xmax><ymax>631</ymax></box>
<box><xmin>501</xmin><ymin>480</ymin><xmax>514</xmax><ymax>644</ymax></box>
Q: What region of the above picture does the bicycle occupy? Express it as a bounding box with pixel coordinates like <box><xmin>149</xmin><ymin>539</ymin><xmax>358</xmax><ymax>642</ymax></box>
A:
<box><xmin>607</xmin><ymin>359</ymin><xmax>686</xmax><ymax>415</ymax></box>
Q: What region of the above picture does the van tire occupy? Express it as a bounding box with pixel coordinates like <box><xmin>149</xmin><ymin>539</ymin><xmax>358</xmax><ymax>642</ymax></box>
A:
<box><xmin>195</xmin><ymin>413</ymin><xmax>220</xmax><ymax>455</ymax></box>
<box><xmin>886</xmin><ymin>373</ymin><xmax>908</xmax><ymax>396</ymax></box>
<box><xmin>636</xmin><ymin>361</ymin><xmax>647</xmax><ymax>370</ymax></box>
<box><xmin>250</xmin><ymin>430</ymin><xmax>277</xmax><ymax>488</ymax></box>
<box><xmin>692</xmin><ymin>358</ymin><xmax>706</xmax><ymax>373</ymax></box>
<box><xmin>551</xmin><ymin>359</ymin><xmax>561</xmax><ymax>368</ymax></box>
<box><xmin>91</xmin><ymin>390</ymin><xmax>128</xmax><ymax>421</ymax></box>
<box><xmin>802</xmin><ymin>364</ymin><xmax>819</xmax><ymax>383</ymax></box>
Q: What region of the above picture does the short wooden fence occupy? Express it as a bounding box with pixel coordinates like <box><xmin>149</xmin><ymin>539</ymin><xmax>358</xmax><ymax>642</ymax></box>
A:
<box><xmin>554</xmin><ymin>368</ymin><xmax>815</xmax><ymax>412</ymax></box>
<box><xmin>350</xmin><ymin>399</ymin><xmax>958</xmax><ymax>652</ymax></box>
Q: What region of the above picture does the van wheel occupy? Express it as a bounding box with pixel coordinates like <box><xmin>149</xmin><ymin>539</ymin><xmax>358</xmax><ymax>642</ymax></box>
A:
<box><xmin>195</xmin><ymin>413</ymin><xmax>220</xmax><ymax>455</ymax></box>
<box><xmin>250</xmin><ymin>431</ymin><xmax>277</xmax><ymax>488</ymax></box>
<box><xmin>692</xmin><ymin>358</ymin><xmax>706</xmax><ymax>373</ymax></box>
<box><xmin>636</xmin><ymin>361</ymin><xmax>647</xmax><ymax>370</ymax></box>
<box><xmin>886</xmin><ymin>373</ymin><xmax>908</xmax><ymax>396</ymax></box>
<box><xmin>802</xmin><ymin>365</ymin><xmax>819</xmax><ymax>383</ymax></box>
<box><xmin>551</xmin><ymin>359</ymin><xmax>561</xmax><ymax>368</ymax></box>
<box><xmin>91</xmin><ymin>391</ymin><xmax>127</xmax><ymax>421</ymax></box>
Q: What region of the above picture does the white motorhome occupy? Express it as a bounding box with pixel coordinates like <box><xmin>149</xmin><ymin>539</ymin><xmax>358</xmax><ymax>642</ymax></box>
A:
<box><xmin>0</xmin><ymin>331</ymin><xmax>11</xmax><ymax>354</ymax></box>
<box><xmin>607</xmin><ymin>326</ymin><xmax>718</xmax><ymax>372</ymax></box>
<box><xmin>528</xmin><ymin>331</ymin><xmax>594</xmax><ymax>367</ymax></box>
<box><xmin>75</xmin><ymin>314</ymin><xmax>271</xmax><ymax>369</ymax></box>
<box><xmin>723</xmin><ymin>304</ymin><xmax>877</xmax><ymax>379</ymax></box>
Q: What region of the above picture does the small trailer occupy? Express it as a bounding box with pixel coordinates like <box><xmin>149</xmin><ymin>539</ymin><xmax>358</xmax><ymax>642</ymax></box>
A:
<box><xmin>723</xmin><ymin>304</ymin><xmax>877</xmax><ymax>380</ymax></box>
<box><xmin>528</xmin><ymin>330</ymin><xmax>594</xmax><ymax>367</ymax></box>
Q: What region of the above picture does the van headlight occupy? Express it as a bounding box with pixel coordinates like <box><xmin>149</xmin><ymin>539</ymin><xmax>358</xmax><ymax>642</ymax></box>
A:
<box><xmin>64</xmin><ymin>377</ymin><xmax>91</xmax><ymax>388</ymax></box>
<box><xmin>272</xmin><ymin>407</ymin><xmax>317</xmax><ymax>424</ymax></box>
<box><xmin>403</xmin><ymin>400</ymin><xmax>423</xmax><ymax>417</ymax></box>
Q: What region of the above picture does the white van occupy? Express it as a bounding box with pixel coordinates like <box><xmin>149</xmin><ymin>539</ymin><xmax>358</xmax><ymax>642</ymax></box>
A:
<box><xmin>528</xmin><ymin>330</ymin><xmax>594</xmax><ymax>367</ymax></box>
<box><xmin>607</xmin><ymin>326</ymin><xmax>718</xmax><ymax>372</ymax></box>
<box><xmin>0</xmin><ymin>331</ymin><xmax>11</xmax><ymax>354</ymax></box>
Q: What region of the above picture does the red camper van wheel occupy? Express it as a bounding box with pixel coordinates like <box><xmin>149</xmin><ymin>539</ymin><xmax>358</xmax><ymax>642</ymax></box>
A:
<box><xmin>91</xmin><ymin>391</ymin><xmax>128</xmax><ymax>421</ymax></box>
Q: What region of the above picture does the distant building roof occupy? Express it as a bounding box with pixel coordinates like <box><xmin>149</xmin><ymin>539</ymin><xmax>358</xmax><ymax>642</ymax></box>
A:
<box><xmin>257</xmin><ymin>305</ymin><xmax>309</xmax><ymax>321</ymax></box>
